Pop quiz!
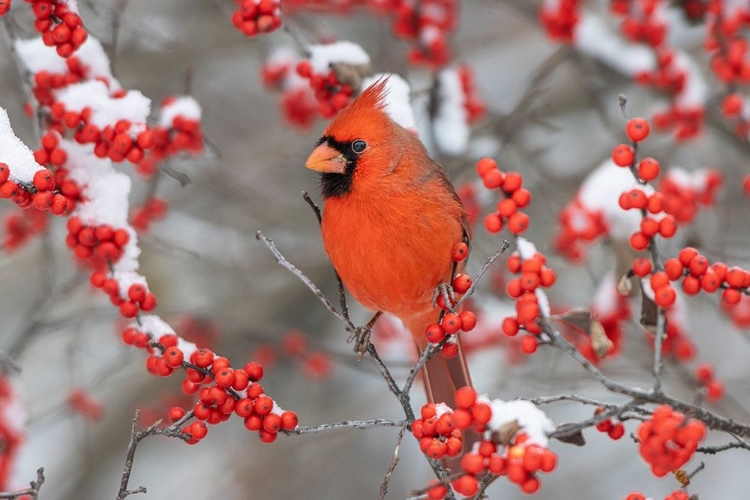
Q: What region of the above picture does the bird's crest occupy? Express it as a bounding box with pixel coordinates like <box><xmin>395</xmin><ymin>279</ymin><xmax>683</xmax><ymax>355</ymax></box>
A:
<box><xmin>324</xmin><ymin>77</ymin><xmax>394</xmax><ymax>142</ymax></box>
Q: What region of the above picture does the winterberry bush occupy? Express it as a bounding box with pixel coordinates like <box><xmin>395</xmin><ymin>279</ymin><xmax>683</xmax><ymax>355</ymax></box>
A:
<box><xmin>1</xmin><ymin>1</ymin><xmax>749</xmax><ymax>499</ymax></box>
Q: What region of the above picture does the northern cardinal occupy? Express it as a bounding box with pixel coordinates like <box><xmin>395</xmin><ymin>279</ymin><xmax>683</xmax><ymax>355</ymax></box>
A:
<box><xmin>305</xmin><ymin>79</ymin><xmax>472</xmax><ymax>407</ymax></box>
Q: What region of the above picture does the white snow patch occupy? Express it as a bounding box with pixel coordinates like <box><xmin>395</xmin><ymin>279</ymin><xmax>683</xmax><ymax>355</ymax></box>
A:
<box><xmin>536</xmin><ymin>289</ymin><xmax>551</xmax><ymax>317</ymax></box>
<box><xmin>308</xmin><ymin>41</ymin><xmax>370</xmax><ymax>74</ymax></box>
<box><xmin>592</xmin><ymin>272</ymin><xmax>618</xmax><ymax>318</ymax></box>
<box><xmin>673</xmin><ymin>52</ymin><xmax>708</xmax><ymax>107</ymax></box>
<box><xmin>575</xmin><ymin>13</ymin><xmax>656</xmax><ymax>76</ymax></box>
<box><xmin>434</xmin><ymin>402</ymin><xmax>453</xmax><ymax>418</ymax></box>
<box><xmin>361</xmin><ymin>74</ymin><xmax>416</xmax><ymax>130</ymax></box>
<box><xmin>515</xmin><ymin>237</ymin><xmax>538</xmax><ymax>261</ymax></box>
<box><xmin>1</xmin><ymin>380</ymin><xmax>27</xmax><ymax>432</ymax></box>
<box><xmin>0</xmin><ymin>108</ymin><xmax>45</xmax><ymax>183</ymax></box>
<box><xmin>64</xmin><ymin>140</ymin><xmax>131</xmax><ymax>228</ymax></box>
<box><xmin>159</xmin><ymin>96</ymin><xmax>202</xmax><ymax>128</ymax></box>
<box><xmin>433</xmin><ymin>66</ymin><xmax>469</xmax><ymax>156</ymax></box>
<box><xmin>62</xmin><ymin>0</ymin><xmax>79</xmax><ymax>13</ymax></box>
<box><xmin>15</xmin><ymin>37</ymin><xmax>68</xmax><ymax>74</ymax></box>
<box><xmin>665</xmin><ymin>167</ymin><xmax>709</xmax><ymax>191</ymax></box>
<box><xmin>578</xmin><ymin>160</ymin><xmax>654</xmax><ymax>240</ymax></box>
<box><xmin>55</xmin><ymin>81</ymin><xmax>150</xmax><ymax>130</ymax></box>
<box><xmin>138</xmin><ymin>315</ymin><xmax>174</xmax><ymax>338</ymax></box>
<box><xmin>15</xmin><ymin>36</ymin><xmax>120</xmax><ymax>90</ymax></box>
<box><xmin>481</xmin><ymin>397</ymin><xmax>554</xmax><ymax>447</ymax></box>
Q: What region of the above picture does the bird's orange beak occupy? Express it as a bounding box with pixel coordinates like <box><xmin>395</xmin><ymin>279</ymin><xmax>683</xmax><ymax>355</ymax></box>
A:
<box><xmin>305</xmin><ymin>144</ymin><xmax>348</xmax><ymax>174</ymax></box>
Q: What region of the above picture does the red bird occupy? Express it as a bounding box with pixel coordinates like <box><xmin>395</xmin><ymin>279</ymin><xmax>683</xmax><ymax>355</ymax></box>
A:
<box><xmin>305</xmin><ymin>79</ymin><xmax>472</xmax><ymax>407</ymax></box>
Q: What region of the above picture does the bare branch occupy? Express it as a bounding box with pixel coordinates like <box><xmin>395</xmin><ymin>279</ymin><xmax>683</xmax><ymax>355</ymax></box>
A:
<box><xmin>0</xmin><ymin>468</ymin><xmax>44</xmax><ymax>500</ymax></box>
<box><xmin>452</xmin><ymin>240</ymin><xmax>510</xmax><ymax>311</ymax></box>
<box><xmin>117</xmin><ymin>410</ymin><xmax>191</xmax><ymax>500</ymax></box>
<box><xmin>287</xmin><ymin>419</ymin><xmax>406</xmax><ymax>435</ymax></box>
<box><xmin>379</xmin><ymin>423</ymin><xmax>408</xmax><ymax>500</ymax></box>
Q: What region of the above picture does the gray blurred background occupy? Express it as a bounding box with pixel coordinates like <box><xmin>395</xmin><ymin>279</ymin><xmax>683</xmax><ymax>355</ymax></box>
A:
<box><xmin>1</xmin><ymin>0</ymin><xmax>750</xmax><ymax>499</ymax></box>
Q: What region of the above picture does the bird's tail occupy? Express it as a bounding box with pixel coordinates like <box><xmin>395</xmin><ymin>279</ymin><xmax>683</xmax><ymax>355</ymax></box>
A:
<box><xmin>405</xmin><ymin>309</ymin><xmax>473</xmax><ymax>408</ymax></box>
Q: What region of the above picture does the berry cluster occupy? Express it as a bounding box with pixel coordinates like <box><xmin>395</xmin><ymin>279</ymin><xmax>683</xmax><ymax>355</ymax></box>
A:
<box><xmin>30</xmin><ymin>0</ymin><xmax>88</xmax><ymax>58</ymax></box>
<box><xmin>260</xmin><ymin>51</ymin><xmax>320</xmax><ymax>129</ymax></box>
<box><xmin>0</xmin><ymin>161</ymin><xmax>69</xmax><ymax>215</ymax></box>
<box><xmin>251</xmin><ymin>330</ymin><xmax>334</xmax><ymax>380</ymax></box>
<box><xmin>66</xmin><ymin>217</ymin><xmax>130</xmax><ymax>262</ymax></box>
<box><xmin>67</xmin><ymin>387</ymin><xmax>103</xmax><ymax>421</ymax></box>
<box><xmin>0</xmin><ymin>377</ymin><xmax>23</xmax><ymax>490</ymax></box>
<box><xmin>143</xmin><ymin>338</ymin><xmax>297</xmax><ymax>445</ymax></box>
<box><xmin>76</xmin><ymin>118</ymin><xmax>156</xmax><ymax>164</ymax></box>
<box><xmin>295</xmin><ymin>61</ymin><xmax>354</xmax><ymax>119</ymax></box>
<box><xmin>626</xmin><ymin>492</ymin><xmax>692</xmax><ymax>500</ymax></box>
<box><xmin>593</xmin><ymin>407</ymin><xmax>625</xmax><ymax>440</ymax></box>
<box><xmin>133</xmin><ymin>97</ymin><xmax>204</xmax><ymax>178</ymax></box>
<box><xmin>632</xmin><ymin>246</ymin><xmax>750</xmax><ymax>318</ymax></box>
<box><xmin>694</xmin><ymin>362</ymin><xmax>725</xmax><ymax>402</ymax></box>
<box><xmin>723</xmin><ymin>293</ymin><xmax>750</xmax><ymax>330</ymax></box>
<box><xmin>425</xmin><ymin>387</ymin><xmax>558</xmax><ymax>498</ymax></box>
<box><xmin>392</xmin><ymin>0</ymin><xmax>457</xmax><ymax>67</ymax></box>
<box><xmin>3</xmin><ymin>208</ymin><xmax>47</xmax><ymax>251</ymax></box>
<box><xmin>615</xmin><ymin>0</ymin><xmax>666</xmax><ymax>46</ymax></box>
<box><xmin>716</xmin><ymin>39</ymin><xmax>750</xmax><ymax>139</ymax></box>
<box><xmin>610</xmin><ymin>118</ymin><xmax>680</xmax><ymax>253</ymax></box>
<box><xmin>612</xmin><ymin>2</ymin><xmax>703</xmax><ymax>139</ymax></box>
<box><xmin>90</xmin><ymin>273</ymin><xmax>157</xmax><ymax>318</ymax></box>
<box><xmin>539</xmin><ymin>0</ymin><xmax>580</xmax><ymax>43</ymax></box>
<box><xmin>424</xmin><ymin>243</ymin><xmax>477</xmax><ymax>358</ymax></box>
<box><xmin>637</xmin><ymin>405</ymin><xmax>706</xmax><ymax>477</ymax></box>
<box><xmin>553</xmin><ymin>196</ymin><xmax>608</xmax><ymax>262</ymax></box>
<box><xmin>32</xmin><ymin>56</ymin><xmax>86</xmax><ymax>106</ymax></box>
<box><xmin>231</xmin><ymin>0</ymin><xmax>282</xmax><ymax>38</ymax></box>
<box><xmin>706</xmin><ymin>7</ymin><xmax>750</xmax><ymax>87</ymax></box>
<box><xmin>657</xmin><ymin>168</ymin><xmax>722</xmax><ymax>224</ymax></box>
<box><xmin>131</xmin><ymin>198</ymin><xmax>168</xmax><ymax>232</ymax></box>
<box><xmin>477</xmin><ymin>158</ymin><xmax>531</xmax><ymax>236</ymax></box>
<box><xmin>413</xmin><ymin>402</ymin><xmax>465</xmax><ymax>461</ymax></box>
<box><xmin>33</xmin><ymin>131</ymin><xmax>68</xmax><ymax>168</ymax></box>
<box><xmin>155</xmin><ymin>97</ymin><xmax>205</xmax><ymax>156</ymax></box>
<box><xmin>501</xmin><ymin>251</ymin><xmax>556</xmax><ymax>354</ymax></box>
<box><xmin>457</xmin><ymin>65</ymin><xmax>485</xmax><ymax>124</ymax></box>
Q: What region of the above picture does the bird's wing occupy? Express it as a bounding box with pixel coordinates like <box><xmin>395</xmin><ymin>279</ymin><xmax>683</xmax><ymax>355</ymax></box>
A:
<box><xmin>428</xmin><ymin>158</ymin><xmax>472</xmax><ymax>250</ymax></box>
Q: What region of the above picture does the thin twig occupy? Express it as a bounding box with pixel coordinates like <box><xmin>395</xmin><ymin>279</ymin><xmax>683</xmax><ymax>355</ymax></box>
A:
<box><xmin>379</xmin><ymin>423</ymin><xmax>408</xmax><ymax>500</ymax></box>
<box><xmin>697</xmin><ymin>440</ymin><xmax>750</xmax><ymax>454</ymax></box>
<box><xmin>452</xmin><ymin>240</ymin><xmax>510</xmax><ymax>311</ymax></box>
<box><xmin>0</xmin><ymin>350</ymin><xmax>20</xmax><ymax>374</ymax></box>
<box><xmin>302</xmin><ymin>192</ymin><xmax>350</xmax><ymax>320</ymax></box>
<box><xmin>287</xmin><ymin>419</ymin><xmax>405</xmax><ymax>435</ymax></box>
<box><xmin>0</xmin><ymin>468</ymin><xmax>44</xmax><ymax>500</ymax></box>
<box><xmin>471</xmin><ymin>473</ymin><xmax>495</xmax><ymax>500</ymax></box>
<box><xmin>255</xmin><ymin>231</ymin><xmax>355</xmax><ymax>332</ymax></box>
<box><xmin>117</xmin><ymin>410</ymin><xmax>191</xmax><ymax>499</ymax></box>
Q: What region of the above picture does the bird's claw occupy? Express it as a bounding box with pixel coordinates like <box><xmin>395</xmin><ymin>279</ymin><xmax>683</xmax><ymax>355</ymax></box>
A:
<box><xmin>347</xmin><ymin>325</ymin><xmax>372</xmax><ymax>361</ymax></box>
<box><xmin>432</xmin><ymin>281</ymin><xmax>457</xmax><ymax>310</ymax></box>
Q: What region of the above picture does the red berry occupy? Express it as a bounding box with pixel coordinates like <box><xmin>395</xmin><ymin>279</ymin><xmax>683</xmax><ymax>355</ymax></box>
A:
<box><xmin>245</xmin><ymin>361</ymin><xmax>264</xmax><ymax>381</ymax></box>
<box><xmin>168</xmin><ymin>407</ymin><xmax>185</xmax><ymax>423</ymax></box>
<box><xmin>626</xmin><ymin>117</ymin><xmax>650</xmax><ymax>142</ymax></box>
<box><xmin>454</xmin><ymin>386</ymin><xmax>477</xmax><ymax>409</ymax></box>
<box><xmin>612</xmin><ymin>144</ymin><xmax>634</xmax><ymax>166</ymax></box>
<box><xmin>425</xmin><ymin>323</ymin><xmax>446</xmax><ymax>343</ymax></box>
<box><xmin>637</xmin><ymin>157</ymin><xmax>659</xmax><ymax>181</ymax></box>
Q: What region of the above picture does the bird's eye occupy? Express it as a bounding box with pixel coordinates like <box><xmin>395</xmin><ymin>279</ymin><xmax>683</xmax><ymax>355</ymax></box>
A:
<box><xmin>352</xmin><ymin>140</ymin><xmax>367</xmax><ymax>154</ymax></box>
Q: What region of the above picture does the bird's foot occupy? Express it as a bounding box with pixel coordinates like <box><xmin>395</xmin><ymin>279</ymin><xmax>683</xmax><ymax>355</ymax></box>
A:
<box><xmin>432</xmin><ymin>281</ymin><xmax>457</xmax><ymax>310</ymax></box>
<box><xmin>347</xmin><ymin>325</ymin><xmax>372</xmax><ymax>361</ymax></box>
<box><xmin>347</xmin><ymin>312</ymin><xmax>382</xmax><ymax>361</ymax></box>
